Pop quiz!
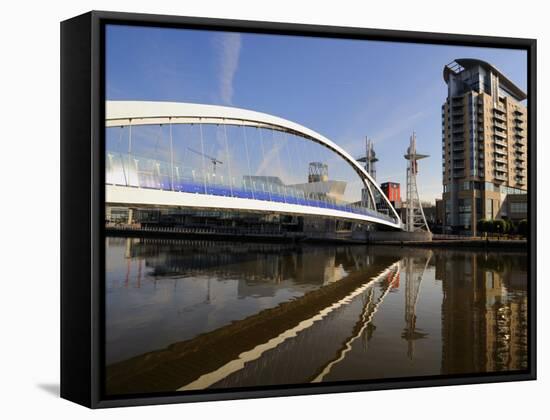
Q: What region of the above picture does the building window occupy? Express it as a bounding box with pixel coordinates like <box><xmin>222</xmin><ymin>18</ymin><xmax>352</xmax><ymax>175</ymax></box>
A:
<box><xmin>458</xmin><ymin>198</ymin><xmax>472</xmax><ymax>228</ymax></box>
<box><xmin>484</xmin><ymin>182</ymin><xmax>499</xmax><ymax>192</ymax></box>
<box><xmin>510</xmin><ymin>202</ymin><xmax>527</xmax><ymax>213</ymax></box>
<box><xmin>476</xmin><ymin>198</ymin><xmax>483</xmax><ymax>218</ymax></box>
<box><xmin>445</xmin><ymin>199</ymin><xmax>451</xmax><ymax>225</ymax></box>
<box><xmin>486</xmin><ymin>199</ymin><xmax>493</xmax><ymax>220</ymax></box>
<box><xmin>458</xmin><ymin>198</ymin><xmax>472</xmax><ymax>213</ymax></box>
<box><xmin>458</xmin><ymin>213</ymin><xmax>471</xmax><ymax>227</ymax></box>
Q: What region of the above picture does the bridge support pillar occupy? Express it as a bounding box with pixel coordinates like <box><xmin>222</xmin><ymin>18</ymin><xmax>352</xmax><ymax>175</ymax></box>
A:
<box><xmin>127</xmin><ymin>208</ymin><xmax>134</xmax><ymax>225</ymax></box>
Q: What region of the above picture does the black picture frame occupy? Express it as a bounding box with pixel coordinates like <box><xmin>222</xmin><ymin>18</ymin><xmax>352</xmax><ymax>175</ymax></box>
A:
<box><xmin>60</xmin><ymin>10</ymin><xmax>537</xmax><ymax>409</ymax></box>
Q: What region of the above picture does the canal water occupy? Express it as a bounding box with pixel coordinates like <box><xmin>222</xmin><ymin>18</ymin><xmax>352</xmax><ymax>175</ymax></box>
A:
<box><xmin>105</xmin><ymin>236</ymin><xmax>528</xmax><ymax>395</ymax></box>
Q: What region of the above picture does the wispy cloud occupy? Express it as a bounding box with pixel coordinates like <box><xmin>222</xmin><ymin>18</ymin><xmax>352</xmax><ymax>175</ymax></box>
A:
<box><xmin>372</xmin><ymin>110</ymin><xmax>428</xmax><ymax>143</ymax></box>
<box><xmin>335</xmin><ymin>109</ymin><xmax>428</xmax><ymax>158</ymax></box>
<box><xmin>214</xmin><ymin>33</ymin><xmax>241</xmax><ymax>105</ymax></box>
<box><xmin>336</xmin><ymin>80</ymin><xmax>442</xmax><ymax>154</ymax></box>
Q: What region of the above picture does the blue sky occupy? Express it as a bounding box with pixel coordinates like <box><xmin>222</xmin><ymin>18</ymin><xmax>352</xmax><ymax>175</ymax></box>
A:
<box><xmin>106</xmin><ymin>25</ymin><xmax>527</xmax><ymax>202</ymax></box>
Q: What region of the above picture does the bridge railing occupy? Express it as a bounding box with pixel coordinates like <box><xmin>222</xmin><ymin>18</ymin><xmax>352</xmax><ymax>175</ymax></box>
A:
<box><xmin>106</xmin><ymin>151</ymin><xmax>398</xmax><ymax>224</ymax></box>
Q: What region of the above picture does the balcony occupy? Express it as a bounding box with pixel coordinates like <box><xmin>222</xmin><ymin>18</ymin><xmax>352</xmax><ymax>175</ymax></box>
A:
<box><xmin>452</xmin><ymin>111</ymin><xmax>463</xmax><ymax>118</ymax></box>
<box><xmin>494</xmin><ymin>148</ymin><xmax>507</xmax><ymax>157</ymax></box>
<box><xmin>493</xmin><ymin>130</ymin><xmax>507</xmax><ymax>139</ymax></box>
<box><xmin>453</xmin><ymin>169</ymin><xmax>465</xmax><ymax>178</ymax></box>
<box><xmin>494</xmin><ymin>155</ymin><xmax>508</xmax><ymax>164</ymax></box>
<box><xmin>493</xmin><ymin>137</ymin><xmax>507</xmax><ymax>147</ymax></box>
<box><xmin>493</xmin><ymin>112</ymin><xmax>506</xmax><ymax>123</ymax></box>
<box><xmin>493</xmin><ymin>120</ymin><xmax>507</xmax><ymax>130</ymax></box>
<box><xmin>494</xmin><ymin>172</ymin><xmax>507</xmax><ymax>181</ymax></box>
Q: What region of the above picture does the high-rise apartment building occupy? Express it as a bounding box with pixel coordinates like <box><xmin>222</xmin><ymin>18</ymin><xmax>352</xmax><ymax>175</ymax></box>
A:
<box><xmin>442</xmin><ymin>59</ymin><xmax>527</xmax><ymax>235</ymax></box>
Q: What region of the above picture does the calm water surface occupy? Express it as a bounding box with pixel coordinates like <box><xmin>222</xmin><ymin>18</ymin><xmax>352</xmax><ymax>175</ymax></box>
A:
<box><xmin>105</xmin><ymin>237</ymin><xmax>528</xmax><ymax>395</ymax></box>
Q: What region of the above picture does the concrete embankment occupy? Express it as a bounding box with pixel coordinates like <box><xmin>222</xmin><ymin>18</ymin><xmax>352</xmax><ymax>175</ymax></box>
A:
<box><xmin>365</xmin><ymin>230</ymin><xmax>527</xmax><ymax>249</ymax></box>
<box><xmin>106</xmin><ymin>226</ymin><xmax>528</xmax><ymax>249</ymax></box>
<box><xmin>372</xmin><ymin>238</ymin><xmax>527</xmax><ymax>249</ymax></box>
<box><xmin>106</xmin><ymin>226</ymin><xmax>367</xmax><ymax>244</ymax></box>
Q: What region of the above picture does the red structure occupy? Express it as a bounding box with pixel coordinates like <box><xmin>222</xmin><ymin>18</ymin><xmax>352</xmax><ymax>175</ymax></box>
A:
<box><xmin>381</xmin><ymin>182</ymin><xmax>401</xmax><ymax>206</ymax></box>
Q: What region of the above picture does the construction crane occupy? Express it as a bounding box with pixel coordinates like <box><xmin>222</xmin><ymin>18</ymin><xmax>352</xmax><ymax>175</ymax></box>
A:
<box><xmin>187</xmin><ymin>147</ymin><xmax>223</xmax><ymax>175</ymax></box>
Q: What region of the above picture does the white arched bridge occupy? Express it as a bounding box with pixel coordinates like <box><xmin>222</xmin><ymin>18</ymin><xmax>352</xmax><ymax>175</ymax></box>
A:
<box><xmin>106</xmin><ymin>101</ymin><xmax>402</xmax><ymax>229</ymax></box>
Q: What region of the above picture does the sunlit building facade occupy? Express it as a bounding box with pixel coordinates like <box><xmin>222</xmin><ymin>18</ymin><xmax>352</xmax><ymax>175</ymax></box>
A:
<box><xmin>441</xmin><ymin>59</ymin><xmax>528</xmax><ymax>235</ymax></box>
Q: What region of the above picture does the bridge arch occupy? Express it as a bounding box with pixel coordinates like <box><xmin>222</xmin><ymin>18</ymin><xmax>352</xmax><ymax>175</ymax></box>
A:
<box><xmin>106</xmin><ymin>101</ymin><xmax>402</xmax><ymax>229</ymax></box>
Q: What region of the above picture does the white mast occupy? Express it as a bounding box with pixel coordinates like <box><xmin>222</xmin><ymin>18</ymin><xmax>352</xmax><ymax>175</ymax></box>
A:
<box><xmin>404</xmin><ymin>132</ymin><xmax>430</xmax><ymax>233</ymax></box>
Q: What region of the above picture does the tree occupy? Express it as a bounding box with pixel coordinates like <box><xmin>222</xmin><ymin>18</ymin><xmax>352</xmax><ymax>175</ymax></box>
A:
<box><xmin>507</xmin><ymin>219</ymin><xmax>517</xmax><ymax>235</ymax></box>
<box><xmin>517</xmin><ymin>219</ymin><xmax>528</xmax><ymax>237</ymax></box>
<box><xmin>492</xmin><ymin>220</ymin><xmax>506</xmax><ymax>237</ymax></box>
<box><xmin>477</xmin><ymin>219</ymin><xmax>488</xmax><ymax>236</ymax></box>
<box><xmin>502</xmin><ymin>219</ymin><xmax>511</xmax><ymax>235</ymax></box>
<box><xmin>485</xmin><ymin>219</ymin><xmax>495</xmax><ymax>235</ymax></box>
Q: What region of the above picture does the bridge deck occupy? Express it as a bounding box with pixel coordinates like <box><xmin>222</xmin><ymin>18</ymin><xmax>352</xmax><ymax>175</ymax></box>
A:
<box><xmin>106</xmin><ymin>184</ymin><xmax>401</xmax><ymax>228</ymax></box>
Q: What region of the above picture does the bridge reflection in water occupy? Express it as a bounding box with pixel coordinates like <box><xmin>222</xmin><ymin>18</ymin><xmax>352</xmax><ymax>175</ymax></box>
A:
<box><xmin>105</xmin><ymin>237</ymin><xmax>528</xmax><ymax>396</ymax></box>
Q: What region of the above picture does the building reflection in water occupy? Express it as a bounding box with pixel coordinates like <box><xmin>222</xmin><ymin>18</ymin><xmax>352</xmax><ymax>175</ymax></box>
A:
<box><xmin>105</xmin><ymin>237</ymin><xmax>528</xmax><ymax>395</ymax></box>
<box><xmin>435</xmin><ymin>250</ymin><xmax>528</xmax><ymax>374</ymax></box>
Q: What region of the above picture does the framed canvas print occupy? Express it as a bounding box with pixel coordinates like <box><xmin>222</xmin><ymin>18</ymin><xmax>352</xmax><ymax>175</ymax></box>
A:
<box><xmin>60</xmin><ymin>10</ymin><xmax>536</xmax><ymax>408</ymax></box>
